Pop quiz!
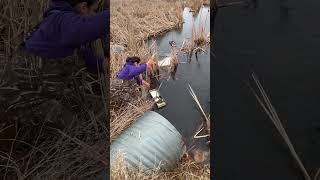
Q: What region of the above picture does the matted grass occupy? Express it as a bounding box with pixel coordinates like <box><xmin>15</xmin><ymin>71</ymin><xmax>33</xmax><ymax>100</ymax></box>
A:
<box><xmin>0</xmin><ymin>0</ymin><xmax>108</xmax><ymax>179</ymax></box>
<box><xmin>111</xmin><ymin>152</ymin><xmax>210</xmax><ymax>180</ymax></box>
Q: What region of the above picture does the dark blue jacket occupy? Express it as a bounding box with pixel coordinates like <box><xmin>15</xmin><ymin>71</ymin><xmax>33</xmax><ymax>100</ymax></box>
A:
<box><xmin>24</xmin><ymin>0</ymin><xmax>109</xmax><ymax>73</ymax></box>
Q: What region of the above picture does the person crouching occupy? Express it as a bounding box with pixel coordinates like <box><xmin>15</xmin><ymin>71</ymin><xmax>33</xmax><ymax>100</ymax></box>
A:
<box><xmin>116</xmin><ymin>56</ymin><xmax>154</xmax><ymax>101</ymax></box>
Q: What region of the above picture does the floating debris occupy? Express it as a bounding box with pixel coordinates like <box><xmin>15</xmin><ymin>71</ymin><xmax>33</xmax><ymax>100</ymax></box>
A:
<box><xmin>149</xmin><ymin>89</ymin><xmax>166</xmax><ymax>108</ymax></box>
<box><xmin>187</xmin><ymin>84</ymin><xmax>210</xmax><ymax>145</ymax></box>
<box><xmin>158</xmin><ymin>56</ymin><xmax>172</xmax><ymax>67</ymax></box>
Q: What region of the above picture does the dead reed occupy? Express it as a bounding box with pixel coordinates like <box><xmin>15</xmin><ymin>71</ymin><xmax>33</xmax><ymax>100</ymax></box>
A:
<box><xmin>195</xmin><ymin>19</ymin><xmax>209</xmax><ymax>48</ymax></box>
<box><xmin>0</xmin><ymin>109</ymin><xmax>108</xmax><ymax>179</ymax></box>
<box><xmin>110</xmin><ymin>0</ymin><xmax>192</xmax><ymax>140</ymax></box>
<box><xmin>110</xmin><ymin>1</ymin><xmax>211</xmax><ymax>179</ymax></box>
<box><xmin>110</xmin><ymin>0</ymin><xmax>185</xmax><ymax>79</ymax></box>
<box><xmin>203</xmin><ymin>0</ymin><xmax>210</xmax><ymax>6</ymax></box>
<box><xmin>110</xmin><ymin>98</ymin><xmax>153</xmax><ymax>142</ymax></box>
<box><xmin>180</xmin><ymin>9</ymin><xmax>210</xmax><ymax>63</ymax></box>
<box><xmin>110</xmin><ymin>0</ymin><xmax>210</xmax><ymax>77</ymax></box>
<box><xmin>110</xmin><ymin>0</ymin><xmax>184</xmax><ymax>46</ymax></box>
<box><xmin>111</xmin><ymin>151</ymin><xmax>210</xmax><ymax>180</ymax></box>
<box><xmin>0</xmin><ymin>0</ymin><xmax>49</xmax><ymax>85</ymax></box>
<box><xmin>187</xmin><ymin>84</ymin><xmax>210</xmax><ymax>145</ymax></box>
<box><xmin>186</xmin><ymin>0</ymin><xmax>203</xmax><ymax>13</ymax></box>
<box><xmin>0</xmin><ymin>0</ymin><xmax>108</xmax><ymax>179</ymax></box>
<box><xmin>110</xmin><ymin>36</ymin><xmax>150</xmax><ymax>79</ymax></box>
<box><xmin>249</xmin><ymin>72</ymin><xmax>311</xmax><ymax>180</ymax></box>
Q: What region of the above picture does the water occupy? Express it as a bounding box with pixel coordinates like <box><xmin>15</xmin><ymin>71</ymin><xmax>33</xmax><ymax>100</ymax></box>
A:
<box><xmin>150</xmin><ymin>6</ymin><xmax>210</xmax><ymax>152</ymax></box>
<box><xmin>214</xmin><ymin>0</ymin><xmax>320</xmax><ymax>179</ymax></box>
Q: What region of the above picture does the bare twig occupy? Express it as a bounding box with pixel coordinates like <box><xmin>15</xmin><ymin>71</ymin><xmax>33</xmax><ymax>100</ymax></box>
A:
<box><xmin>249</xmin><ymin>72</ymin><xmax>311</xmax><ymax>180</ymax></box>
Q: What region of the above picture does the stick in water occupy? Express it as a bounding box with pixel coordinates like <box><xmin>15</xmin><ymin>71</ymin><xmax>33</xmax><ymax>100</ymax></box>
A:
<box><xmin>249</xmin><ymin>72</ymin><xmax>311</xmax><ymax>180</ymax></box>
<box><xmin>187</xmin><ymin>84</ymin><xmax>209</xmax><ymax>123</ymax></box>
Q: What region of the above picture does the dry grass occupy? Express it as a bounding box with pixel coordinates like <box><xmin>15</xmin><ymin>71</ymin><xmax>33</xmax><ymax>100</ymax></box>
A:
<box><xmin>111</xmin><ymin>152</ymin><xmax>210</xmax><ymax>180</ymax></box>
<box><xmin>181</xmin><ymin>29</ymin><xmax>208</xmax><ymax>63</ymax></box>
<box><xmin>110</xmin><ymin>98</ymin><xmax>153</xmax><ymax>141</ymax></box>
<box><xmin>110</xmin><ymin>0</ymin><xmax>188</xmax><ymax>139</ymax></box>
<box><xmin>110</xmin><ymin>1</ymin><xmax>211</xmax><ymax>179</ymax></box>
<box><xmin>110</xmin><ymin>36</ymin><xmax>150</xmax><ymax>79</ymax></box>
<box><xmin>0</xmin><ymin>0</ymin><xmax>49</xmax><ymax>61</ymax></box>
<box><xmin>110</xmin><ymin>0</ymin><xmax>184</xmax><ymax>46</ymax></box>
<box><xmin>110</xmin><ymin>0</ymin><xmax>210</xmax><ymax>77</ymax></box>
<box><xmin>0</xmin><ymin>122</ymin><xmax>108</xmax><ymax>179</ymax></box>
<box><xmin>196</xmin><ymin>23</ymin><xmax>209</xmax><ymax>47</ymax></box>
<box><xmin>181</xmin><ymin>11</ymin><xmax>210</xmax><ymax>63</ymax></box>
<box><xmin>0</xmin><ymin>0</ymin><xmax>108</xmax><ymax>179</ymax></box>
<box><xmin>187</xmin><ymin>0</ymin><xmax>203</xmax><ymax>13</ymax></box>
<box><xmin>0</xmin><ymin>0</ymin><xmax>212</xmax><ymax>178</ymax></box>
<box><xmin>203</xmin><ymin>0</ymin><xmax>210</xmax><ymax>6</ymax></box>
<box><xmin>110</xmin><ymin>0</ymin><xmax>185</xmax><ymax>79</ymax></box>
<box><xmin>110</xmin><ymin>0</ymin><xmax>209</xmax><ymax>77</ymax></box>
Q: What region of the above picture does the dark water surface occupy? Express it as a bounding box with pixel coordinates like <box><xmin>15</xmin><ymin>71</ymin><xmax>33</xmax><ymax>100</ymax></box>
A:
<box><xmin>151</xmin><ymin>6</ymin><xmax>210</xmax><ymax>151</ymax></box>
<box><xmin>214</xmin><ymin>0</ymin><xmax>320</xmax><ymax>179</ymax></box>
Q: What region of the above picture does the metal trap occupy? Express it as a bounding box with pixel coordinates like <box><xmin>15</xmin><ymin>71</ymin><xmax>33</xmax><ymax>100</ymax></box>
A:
<box><xmin>149</xmin><ymin>89</ymin><xmax>166</xmax><ymax>108</ymax></box>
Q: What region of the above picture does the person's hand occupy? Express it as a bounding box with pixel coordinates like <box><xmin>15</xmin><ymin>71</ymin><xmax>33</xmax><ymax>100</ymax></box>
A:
<box><xmin>147</xmin><ymin>59</ymin><xmax>155</xmax><ymax>70</ymax></box>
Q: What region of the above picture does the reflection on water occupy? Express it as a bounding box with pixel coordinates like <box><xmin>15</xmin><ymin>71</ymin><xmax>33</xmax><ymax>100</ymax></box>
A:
<box><xmin>150</xmin><ymin>6</ymin><xmax>210</xmax><ymax>151</ymax></box>
<box><xmin>214</xmin><ymin>0</ymin><xmax>320</xmax><ymax>178</ymax></box>
<box><xmin>170</xmin><ymin>64</ymin><xmax>178</xmax><ymax>80</ymax></box>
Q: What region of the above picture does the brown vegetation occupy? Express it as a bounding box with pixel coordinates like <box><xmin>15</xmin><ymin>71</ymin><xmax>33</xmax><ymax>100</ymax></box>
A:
<box><xmin>110</xmin><ymin>1</ymin><xmax>211</xmax><ymax>179</ymax></box>
<box><xmin>110</xmin><ymin>0</ymin><xmax>188</xmax><ymax>143</ymax></box>
<box><xmin>181</xmin><ymin>14</ymin><xmax>210</xmax><ymax>63</ymax></box>
<box><xmin>111</xmin><ymin>152</ymin><xmax>210</xmax><ymax>180</ymax></box>
<box><xmin>0</xmin><ymin>0</ymin><xmax>211</xmax><ymax>179</ymax></box>
<box><xmin>0</xmin><ymin>0</ymin><xmax>108</xmax><ymax>179</ymax></box>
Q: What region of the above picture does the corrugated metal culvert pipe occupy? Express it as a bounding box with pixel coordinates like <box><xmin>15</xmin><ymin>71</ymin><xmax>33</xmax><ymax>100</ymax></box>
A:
<box><xmin>110</xmin><ymin>111</ymin><xmax>186</xmax><ymax>172</ymax></box>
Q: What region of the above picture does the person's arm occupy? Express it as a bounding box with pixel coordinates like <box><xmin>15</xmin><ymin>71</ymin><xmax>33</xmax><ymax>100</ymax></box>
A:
<box><xmin>60</xmin><ymin>10</ymin><xmax>109</xmax><ymax>47</ymax></box>
<box><xmin>80</xmin><ymin>45</ymin><xmax>104</xmax><ymax>73</ymax></box>
<box><xmin>128</xmin><ymin>64</ymin><xmax>147</xmax><ymax>77</ymax></box>
<box><xmin>134</xmin><ymin>76</ymin><xmax>142</xmax><ymax>86</ymax></box>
